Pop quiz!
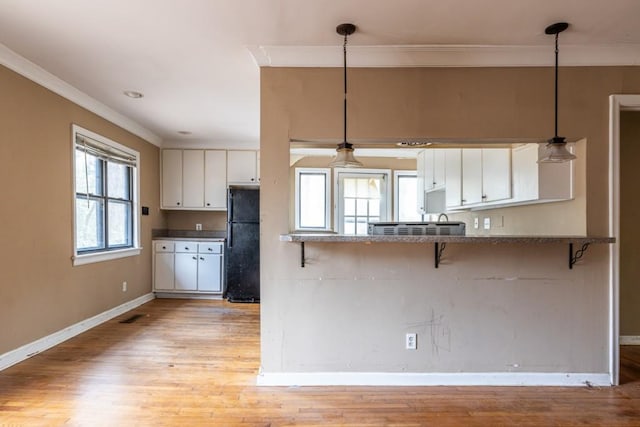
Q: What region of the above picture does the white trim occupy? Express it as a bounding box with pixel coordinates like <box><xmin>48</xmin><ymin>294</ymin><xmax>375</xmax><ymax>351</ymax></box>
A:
<box><xmin>609</xmin><ymin>94</ymin><xmax>640</xmax><ymax>386</ymax></box>
<box><xmin>72</xmin><ymin>247</ymin><xmax>142</xmax><ymax>266</ymax></box>
<box><xmin>620</xmin><ymin>336</ymin><xmax>640</xmax><ymax>345</ymax></box>
<box><xmin>249</xmin><ymin>44</ymin><xmax>640</xmax><ymax>68</ymax></box>
<box><xmin>0</xmin><ymin>293</ymin><xmax>155</xmax><ymax>372</ymax></box>
<box><xmin>72</xmin><ymin>125</ymin><xmax>141</xmax><ymax>266</ymax></box>
<box><xmin>0</xmin><ymin>43</ymin><xmax>161</xmax><ymax>146</ymax></box>
<box><xmin>256</xmin><ymin>371</ymin><xmax>611</xmax><ymax>387</ymax></box>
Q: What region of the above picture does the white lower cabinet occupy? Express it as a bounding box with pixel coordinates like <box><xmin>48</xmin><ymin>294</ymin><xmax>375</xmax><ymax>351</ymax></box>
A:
<box><xmin>153</xmin><ymin>240</ymin><xmax>224</xmax><ymax>295</ymax></box>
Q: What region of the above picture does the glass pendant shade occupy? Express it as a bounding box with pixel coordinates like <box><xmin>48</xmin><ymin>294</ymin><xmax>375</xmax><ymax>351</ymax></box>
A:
<box><xmin>538</xmin><ymin>137</ymin><xmax>577</xmax><ymax>163</ymax></box>
<box><xmin>328</xmin><ymin>143</ymin><xmax>363</xmax><ymax>168</ymax></box>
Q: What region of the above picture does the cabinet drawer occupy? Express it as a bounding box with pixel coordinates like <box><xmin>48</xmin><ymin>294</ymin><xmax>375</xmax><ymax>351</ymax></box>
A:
<box><xmin>154</xmin><ymin>242</ymin><xmax>174</xmax><ymax>252</ymax></box>
<box><xmin>175</xmin><ymin>242</ymin><xmax>198</xmax><ymax>253</ymax></box>
<box><xmin>198</xmin><ymin>242</ymin><xmax>223</xmax><ymax>254</ymax></box>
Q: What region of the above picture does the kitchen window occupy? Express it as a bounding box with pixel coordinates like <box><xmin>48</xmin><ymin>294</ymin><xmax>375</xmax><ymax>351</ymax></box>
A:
<box><xmin>72</xmin><ymin>125</ymin><xmax>140</xmax><ymax>266</ymax></box>
<box><xmin>294</xmin><ymin>168</ymin><xmax>331</xmax><ymax>231</ymax></box>
<box><xmin>394</xmin><ymin>170</ymin><xmax>421</xmax><ymax>222</ymax></box>
<box><xmin>334</xmin><ymin>169</ymin><xmax>391</xmax><ymax>235</ymax></box>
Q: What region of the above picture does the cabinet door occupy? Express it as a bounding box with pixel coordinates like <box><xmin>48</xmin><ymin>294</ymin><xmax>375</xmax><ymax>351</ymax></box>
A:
<box><xmin>256</xmin><ymin>150</ymin><xmax>260</xmax><ymax>184</ymax></box>
<box><xmin>204</xmin><ymin>150</ymin><xmax>227</xmax><ymax>209</ymax></box>
<box><xmin>227</xmin><ymin>150</ymin><xmax>257</xmax><ymax>184</ymax></box>
<box><xmin>182</xmin><ymin>150</ymin><xmax>205</xmax><ymax>208</ymax></box>
<box><xmin>512</xmin><ymin>144</ymin><xmax>539</xmax><ymax>202</ymax></box>
<box><xmin>162</xmin><ymin>150</ymin><xmax>182</xmax><ymax>208</ymax></box>
<box><xmin>462</xmin><ymin>149</ymin><xmax>483</xmax><ymax>205</ymax></box>
<box><xmin>174</xmin><ymin>253</ymin><xmax>198</xmax><ymax>291</ymax></box>
<box><xmin>154</xmin><ymin>253</ymin><xmax>175</xmax><ymax>290</ymax></box>
<box><xmin>433</xmin><ymin>149</ymin><xmax>446</xmax><ymax>189</ymax></box>
<box><xmin>445</xmin><ymin>149</ymin><xmax>462</xmax><ymax>208</ymax></box>
<box><xmin>197</xmin><ymin>254</ymin><xmax>223</xmax><ymax>292</ymax></box>
<box><xmin>423</xmin><ymin>150</ymin><xmax>435</xmax><ymax>191</ymax></box>
<box><xmin>482</xmin><ymin>148</ymin><xmax>511</xmax><ymax>202</ymax></box>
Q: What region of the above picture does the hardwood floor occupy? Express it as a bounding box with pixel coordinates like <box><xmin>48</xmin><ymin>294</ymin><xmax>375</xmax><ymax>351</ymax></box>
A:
<box><xmin>2</xmin><ymin>298</ymin><xmax>640</xmax><ymax>426</ymax></box>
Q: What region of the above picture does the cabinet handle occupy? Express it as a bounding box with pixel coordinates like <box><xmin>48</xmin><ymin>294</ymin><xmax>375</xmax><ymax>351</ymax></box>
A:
<box><xmin>482</xmin><ymin>195</ymin><xmax>487</xmax><ymax>199</ymax></box>
<box><xmin>251</xmin><ymin>178</ymin><xmax>255</xmax><ymax>181</ymax></box>
<box><xmin>185</xmin><ymin>247</ymin><xmax>189</xmax><ymax>250</ymax></box>
<box><xmin>177</xmin><ymin>202</ymin><xmax>180</xmax><ymax>205</ymax></box>
<box><xmin>200</xmin><ymin>257</ymin><xmax>204</xmax><ymax>260</ymax></box>
<box><xmin>192</xmin><ymin>256</ymin><xmax>197</xmax><ymax>260</ymax></box>
<box><xmin>461</xmin><ymin>199</ymin><xmax>467</xmax><ymax>203</ymax></box>
<box><xmin>208</xmin><ymin>248</ymin><xmax>212</xmax><ymax>251</ymax></box>
<box><xmin>162</xmin><ymin>246</ymin><xmax>166</xmax><ymax>249</ymax></box>
<box><xmin>206</xmin><ymin>202</ymin><xmax>210</xmax><ymax>206</ymax></box>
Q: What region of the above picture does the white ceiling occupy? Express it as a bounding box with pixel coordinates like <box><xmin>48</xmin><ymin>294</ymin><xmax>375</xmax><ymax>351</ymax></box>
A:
<box><xmin>1</xmin><ymin>0</ymin><xmax>639</xmax><ymax>148</ymax></box>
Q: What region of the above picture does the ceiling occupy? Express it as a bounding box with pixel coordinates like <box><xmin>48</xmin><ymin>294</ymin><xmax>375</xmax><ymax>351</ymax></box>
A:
<box><xmin>1</xmin><ymin>0</ymin><xmax>639</xmax><ymax>148</ymax></box>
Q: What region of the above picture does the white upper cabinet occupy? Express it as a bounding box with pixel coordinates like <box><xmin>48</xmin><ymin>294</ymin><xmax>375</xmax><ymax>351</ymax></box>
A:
<box><xmin>416</xmin><ymin>149</ymin><xmax>446</xmax><ymax>214</ymax></box>
<box><xmin>161</xmin><ymin>149</ymin><xmax>183</xmax><ymax>208</ymax></box>
<box><xmin>481</xmin><ymin>148</ymin><xmax>512</xmax><ymax>203</ymax></box>
<box><xmin>161</xmin><ymin>149</ymin><xmax>228</xmax><ymax>210</ymax></box>
<box><xmin>512</xmin><ymin>143</ymin><xmax>573</xmax><ymax>204</ymax></box>
<box><xmin>446</xmin><ymin>148</ymin><xmax>511</xmax><ymax>210</ymax></box>
<box><xmin>445</xmin><ymin>149</ymin><xmax>462</xmax><ymax>209</ymax></box>
<box><xmin>204</xmin><ymin>150</ymin><xmax>227</xmax><ymax>209</ymax></box>
<box><xmin>227</xmin><ymin>150</ymin><xmax>259</xmax><ymax>185</ymax></box>
<box><xmin>461</xmin><ymin>149</ymin><xmax>483</xmax><ymax>206</ymax></box>
<box><xmin>182</xmin><ymin>150</ymin><xmax>205</xmax><ymax>208</ymax></box>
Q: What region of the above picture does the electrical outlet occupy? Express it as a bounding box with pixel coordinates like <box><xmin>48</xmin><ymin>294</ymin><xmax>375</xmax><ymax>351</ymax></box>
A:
<box><xmin>406</xmin><ymin>333</ymin><xmax>417</xmax><ymax>350</ymax></box>
<box><xmin>483</xmin><ymin>217</ymin><xmax>491</xmax><ymax>230</ymax></box>
<box><xmin>195</xmin><ymin>223</ymin><xmax>202</xmax><ymax>231</ymax></box>
<box><xmin>122</xmin><ymin>281</ymin><xmax>127</xmax><ymax>292</ymax></box>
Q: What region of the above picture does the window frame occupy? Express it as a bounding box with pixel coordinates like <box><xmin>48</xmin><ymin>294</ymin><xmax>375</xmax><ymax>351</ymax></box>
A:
<box><xmin>294</xmin><ymin>167</ymin><xmax>332</xmax><ymax>232</ymax></box>
<box><xmin>71</xmin><ymin>124</ymin><xmax>141</xmax><ymax>266</ymax></box>
<box><xmin>393</xmin><ymin>170</ymin><xmax>422</xmax><ymax>222</ymax></box>
<box><xmin>333</xmin><ymin>168</ymin><xmax>392</xmax><ymax>235</ymax></box>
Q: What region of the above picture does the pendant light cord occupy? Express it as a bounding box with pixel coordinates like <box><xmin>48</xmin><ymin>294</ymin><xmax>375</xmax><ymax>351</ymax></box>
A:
<box><xmin>343</xmin><ymin>32</ymin><xmax>348</xmax><ymax>144</ymax></box>
<box><xmin>554</xmin><ymin>32</ymin><xmax>559</xmax><ymax>139</ymax></box>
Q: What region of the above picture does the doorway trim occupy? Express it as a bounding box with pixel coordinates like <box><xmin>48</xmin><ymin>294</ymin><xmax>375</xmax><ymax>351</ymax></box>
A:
<box><xmin>609</xmin><ymin>94</ymin><xmax>640</xmax><ymax>386</ymax></box>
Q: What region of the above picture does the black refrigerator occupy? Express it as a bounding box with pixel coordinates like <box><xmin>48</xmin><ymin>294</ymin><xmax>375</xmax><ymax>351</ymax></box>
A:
<box><xmin>225</xmin><ymin>186</ymin><xmax>260</xmax><ymax>303</ymax></box>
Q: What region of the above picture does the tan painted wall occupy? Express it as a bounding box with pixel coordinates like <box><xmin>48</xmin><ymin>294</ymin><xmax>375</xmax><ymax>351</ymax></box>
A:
<box><xmin>261</xmin><ymin>66</ymin><xmax>640</xmax><ymax>375</ymax></box>
<box><xmin>0</xmin><ymin>65</ymin><xmax>165</xmax><ymax>354</ymax></box>
<box><xmin>620</xmin><ymin>111</ymin><xmax>640</xmax><ymax>336</ymax></box>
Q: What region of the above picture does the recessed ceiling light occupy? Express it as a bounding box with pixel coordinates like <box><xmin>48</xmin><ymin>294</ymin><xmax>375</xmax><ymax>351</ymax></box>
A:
<box><xmin>396</xmin><ymin>141</ymin><xmax>432</xmax><ymax>147</ymax></box>
<box><xmin>177</xmin><ymin>131</ymin><xmax>192</xmax><ymax>135</ymax></box>
<box><xmin>123</xmin><ymin>90</ymin><xmax>144</xmax><ymax>99</ymax></box>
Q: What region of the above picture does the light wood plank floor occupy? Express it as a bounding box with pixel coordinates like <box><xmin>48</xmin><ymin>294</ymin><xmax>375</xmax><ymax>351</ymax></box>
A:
<box><xmin>2</xmin><ymin>298</ymin><xmax>640</xmax><ymax>426</ymax></box>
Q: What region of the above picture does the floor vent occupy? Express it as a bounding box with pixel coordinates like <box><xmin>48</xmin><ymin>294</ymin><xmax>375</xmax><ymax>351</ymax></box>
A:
<box><xmin>119</xmin><ymin>314</ymin><xmax>144</xmax><ymax>324</ymax></box>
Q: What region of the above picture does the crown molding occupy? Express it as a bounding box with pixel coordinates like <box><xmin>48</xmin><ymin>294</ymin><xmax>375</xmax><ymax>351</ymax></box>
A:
<box><xmin>0</xmin><ymin>43</ymin><xmax>162</xmax><ymax>147</ymax></box>
<box><xmin>248</xmin><ymin>44</ymin><xmax>640</xmax><ymax>68</ymax></box>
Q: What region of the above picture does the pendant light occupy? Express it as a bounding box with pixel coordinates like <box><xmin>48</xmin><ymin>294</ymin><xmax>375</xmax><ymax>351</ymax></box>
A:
<box><xmin>538</xmin><ymin>22</ymin><xmax>576</xmax><ymax>163</ymax></box>
<box><xmin>329</xmin><ymin>23</ymin><xmax>363</xmax><ymax>168</ymax></box>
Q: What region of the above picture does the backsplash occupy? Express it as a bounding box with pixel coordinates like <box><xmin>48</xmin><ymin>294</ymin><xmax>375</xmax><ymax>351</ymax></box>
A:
<box><xmin>164</xmin><ymin>210</ymin><xmax>227</xmax><ymax>231</ymax></box>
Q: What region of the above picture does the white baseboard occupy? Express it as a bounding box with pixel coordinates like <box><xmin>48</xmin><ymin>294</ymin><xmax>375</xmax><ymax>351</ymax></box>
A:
<box><xmin>620</xmin><ymin>336</ymin><xmax>640</xmax><ymax>345</ymax></box>
<box><xmin>256</xmin><ymin>371</ymin><xmax>611</xmax><ymax>387</ymax></box>
<box><xmin>0</xmin><ymin>293</ymin><xmax>155</xmax><ymax>371</ymax></box>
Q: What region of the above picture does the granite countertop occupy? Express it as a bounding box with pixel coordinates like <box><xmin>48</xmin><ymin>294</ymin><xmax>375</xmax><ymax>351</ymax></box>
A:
<box><xmin>154</xmin><ymin>236</ymin><xmax>226</xmax><ymax>242</ymax></box>
<box><xmin>280</xmin><ymin>233</ymin><xmax>615</xmax><ymax>244</ymax></box>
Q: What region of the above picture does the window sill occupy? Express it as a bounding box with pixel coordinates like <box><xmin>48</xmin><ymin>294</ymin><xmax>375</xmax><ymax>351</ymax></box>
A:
<box><xmin>72</xmin><ymin>247</ymin><xmax>142</xmax><ymax>266</ymax></box>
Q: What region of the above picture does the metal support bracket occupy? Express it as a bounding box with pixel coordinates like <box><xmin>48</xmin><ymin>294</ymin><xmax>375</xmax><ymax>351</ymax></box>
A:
<box><xmin>569</xmin><ymin>242</ymin><xmax>590</xmax><ymax>269</ymax></box>
<box><xmin>435</xmin><ymin>242</ymin><xmax>446</xmax><ymax>268</ymax></box>
<box><xmin>300</xmin><ymin>242</ymin><xmax>305</xmax><ymax>268</ymax></box>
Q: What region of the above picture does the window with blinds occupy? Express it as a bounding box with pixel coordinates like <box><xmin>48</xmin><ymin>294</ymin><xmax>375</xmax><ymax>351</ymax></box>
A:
<box><xmin>72</xmin><ymin>125</ymin><xmax>140</xmax><ymax>265</ymax></box>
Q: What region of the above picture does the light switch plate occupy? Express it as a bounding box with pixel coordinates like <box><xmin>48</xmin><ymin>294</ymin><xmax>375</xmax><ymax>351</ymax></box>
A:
<box><xmin>474</xmin><ymin>217</ymin><xmax>479</xmax><ymax>229</ymax></box>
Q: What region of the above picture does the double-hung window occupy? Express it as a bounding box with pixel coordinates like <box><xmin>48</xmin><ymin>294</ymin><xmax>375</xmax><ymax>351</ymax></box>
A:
<box><xmin>72</xmin><ymin>125</ymin><xmax>140</xmax><ymax>265</ymax></box>
<box><xmin>394</xmin><ymin>170</ymin><xmax>422</xmax><ymax>222</ymax></box>
<box><xmin>294</xmin><ymin>168</ymin><xmax>331</xmax><ymax>231</ymax></box>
